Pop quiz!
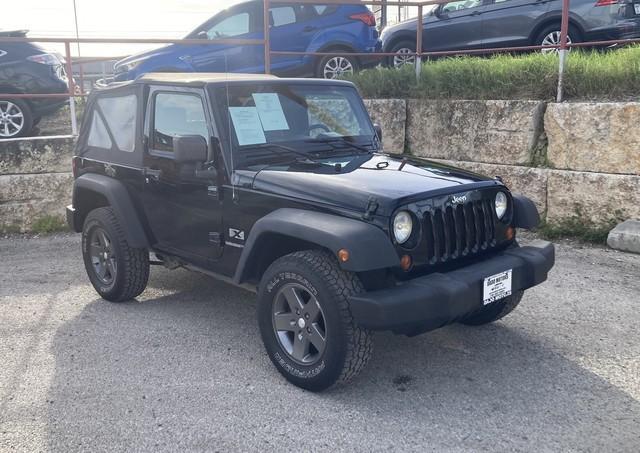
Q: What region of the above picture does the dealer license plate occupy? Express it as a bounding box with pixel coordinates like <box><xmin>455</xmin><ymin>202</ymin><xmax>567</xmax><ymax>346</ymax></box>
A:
<box><xmin>635</xmin><ymin>3</ymin><xmax>640</xmax><ymax>15</ymax></box>
<box><xmin>483</xmin><ymin>270</ymin><xmax>512</xmax><ymax>305</ymax></box>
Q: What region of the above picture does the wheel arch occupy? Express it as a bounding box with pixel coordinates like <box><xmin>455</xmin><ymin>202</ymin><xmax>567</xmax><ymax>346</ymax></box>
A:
<box><xmin>72</xmin><ymin>173</ymin><xmax>149</xmax><ymax>248</ymax></box>
<box><xmin>529</xmin><ymin>16</ymin><xmax>585</xmax><ymax>45</ymax></box>
<box><xmin>233</xmin><ymin>208</ymin><xmax>399</xmax><ymax>285</ymax></box>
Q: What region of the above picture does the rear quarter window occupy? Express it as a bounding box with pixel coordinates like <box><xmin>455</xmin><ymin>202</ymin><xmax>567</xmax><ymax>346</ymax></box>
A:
<box><xmin>87</xmin><ymin>94</ymin><xmax>137</xmax><ymax>152</ymax></box>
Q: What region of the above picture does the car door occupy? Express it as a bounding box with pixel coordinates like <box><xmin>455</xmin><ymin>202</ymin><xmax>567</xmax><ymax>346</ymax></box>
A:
<box><xmin>480</xmin><ymin>0</ymin><xmax>552</xmax><ymax>49</ymax></box>
<box><xmin>264</xmin><ymin>4</ymin><xmax>307</xmax><ymax>72</ymax></box>
<box><xmin>141</xmin><ymin>86</ymin><xmax>223</xmax><ymax>267</ymax></box>
<box><xmin>423</xmin><ymin>0</ymin><xmax>489</xmax><ymax>52</ymax></box>
<box><xmin>187</xmin><ymin>2</ymin><xmax>263</xmax><ymax>73</ymax></box>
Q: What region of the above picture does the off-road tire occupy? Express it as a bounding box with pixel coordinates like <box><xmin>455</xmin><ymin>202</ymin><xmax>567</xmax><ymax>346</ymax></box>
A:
<box><xmin>460</xmin><ymin>290</ymin><xmax>524</xmax><ymax>326</ymax></box>
<box><xmin>82</xmin><ymin>207</ymin><xmax>149</xmax><ymax>302</ymax></box>
<box><xmin>258</xmin><ymin>250</ymin><xmax>373</xmax><ymax>391</ymax></box>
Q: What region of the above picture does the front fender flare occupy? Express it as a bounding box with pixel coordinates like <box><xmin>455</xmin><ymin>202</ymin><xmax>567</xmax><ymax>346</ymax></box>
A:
<box><xmin>512</xmin><ymin>194</ymin><xmax>540</xmax><ymax>230</ymax></box>
<box><xmin>233</xmin><ymin>208</ymin><xmax>399</xmax><ymax>284</ymax></box>
<box><xmin>72</xmin><ymin>173</ymin><xmax>149</xmax><ymax>248</ymax></box>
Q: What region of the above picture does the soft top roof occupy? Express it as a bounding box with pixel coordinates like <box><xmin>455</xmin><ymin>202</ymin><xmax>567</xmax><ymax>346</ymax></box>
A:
<box><xmin>94</xmin><ymin>72</ymin><xmax>355</xmax><ymax>93</ymax></box>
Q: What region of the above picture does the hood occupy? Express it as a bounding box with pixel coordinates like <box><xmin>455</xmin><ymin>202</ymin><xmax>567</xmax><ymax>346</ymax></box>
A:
<box><xmin>114</xmin><ymin>44</ymin><xmax>176</xmax><ymax>71</ymax></box>
<box><xmin>251</xmin><ymin>154</ymin><xmax>501</xmax><ymax>217</ymax></box>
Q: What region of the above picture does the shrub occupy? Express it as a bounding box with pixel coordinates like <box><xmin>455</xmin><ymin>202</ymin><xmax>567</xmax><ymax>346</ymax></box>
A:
<box><xmin>345</xmin><ymin>46</ymin><xmax>640</xmax><ymax>101</ymax></box>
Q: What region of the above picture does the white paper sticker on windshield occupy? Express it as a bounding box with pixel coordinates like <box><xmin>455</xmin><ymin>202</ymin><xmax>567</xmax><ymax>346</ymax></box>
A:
<box><xmin>252</xmin><ymin>93</ymin><xmax>289</xmax><ymax>131</ymax></box>
<box><xmin>229</xmin><ymin>107</ymin><xmax>266</xmax><ymax>146</ymax></box>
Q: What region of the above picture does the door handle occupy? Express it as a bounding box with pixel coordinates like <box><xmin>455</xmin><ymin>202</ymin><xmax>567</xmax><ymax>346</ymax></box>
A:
<box><xmin>302</xmin><ymin>25</ymin><xmax>317</xmax><ymax>32</ymax></box>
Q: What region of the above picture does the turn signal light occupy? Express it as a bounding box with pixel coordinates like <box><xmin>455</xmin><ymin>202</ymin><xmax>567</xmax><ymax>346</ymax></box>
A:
<box><xmin>400</xmin><ymin>254</ymin><xmax>412</xmax><ymax>271</ymax></box>
<box><xmin>338</xmin><ymin>249</ymin><xmax>350</xmax><ymax>263</ymax></box>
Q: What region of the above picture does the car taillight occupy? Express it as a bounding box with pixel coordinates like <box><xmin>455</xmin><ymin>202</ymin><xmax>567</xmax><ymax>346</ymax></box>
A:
<box><xmin>26</xmin><ymin>53</ymin><xmax>60</xmax><ymax>65</ymax></box>
<box><xmin>595</xmin><ymin>0</ymin><xmax>618</xmax><ymax>5</ymax></box>
<box><xmin>349</xmin><ymin>12</ymin><xmax>376</xmax><ymax>27</ymax></box>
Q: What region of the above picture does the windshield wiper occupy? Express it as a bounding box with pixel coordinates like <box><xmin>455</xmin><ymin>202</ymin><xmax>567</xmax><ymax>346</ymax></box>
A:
<box><xmin>305</xmin><ymin>136</ymin><xmax>374</xmax><ymax>155</ymax></box>
<box><xmin>241</xmin><ymin>143</ymin><xmax>322</xmax><ymax>164</ymax></box>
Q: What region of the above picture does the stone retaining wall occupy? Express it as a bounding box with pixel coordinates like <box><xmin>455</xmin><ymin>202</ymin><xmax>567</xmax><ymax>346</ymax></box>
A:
<box><xmin>1</xmin><ymin>99</ymin><xmax>638</xmax><ymax>232</ymax></box>
<box><xmin>404</xmin><ymin>100</ymin><xmax>640</xmax><ymax>227</ymax></box>
<box><xmin>0</xmin><ymin>137</ymin><xmax>74</xmax><ymax>232</ymax></box>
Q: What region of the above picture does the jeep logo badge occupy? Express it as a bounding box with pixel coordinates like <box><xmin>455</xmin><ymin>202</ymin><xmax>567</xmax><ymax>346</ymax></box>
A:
<box><xmin>451</xmin><ymin>194</ymin><xmax>468</xmax><ymax>204</ymax></box>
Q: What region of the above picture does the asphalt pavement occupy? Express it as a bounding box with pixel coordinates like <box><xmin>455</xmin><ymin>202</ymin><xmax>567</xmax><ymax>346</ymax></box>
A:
<box><xmin>0</xmin><ymin>233</ymin><xmax>639</xmax><ymax>452</ymax></box>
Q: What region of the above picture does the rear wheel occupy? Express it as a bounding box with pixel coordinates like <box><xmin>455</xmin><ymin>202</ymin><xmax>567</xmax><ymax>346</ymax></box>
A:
<box><xmin>257</xmin><ymin>250</ymin><xmax>372</xmax><ymax>391</ymax></box>
<box><xmin>316</xmin><ymin>53</ymin><xmax>358</xmax><ymax>79</ymax></box>
<box><xmin>82</xmin><ymin>207</ymin><xmax>149</xmax><ymax>302</ymax></box>
<box><xmin>0</xmin><ymin>99</ymin><xmax>33</xmax><ymax>138</ymax></box>
<box><xmin>536</xmin><ymin>24</ymin><xmax>581</xmax><ymax>54</ymax></box>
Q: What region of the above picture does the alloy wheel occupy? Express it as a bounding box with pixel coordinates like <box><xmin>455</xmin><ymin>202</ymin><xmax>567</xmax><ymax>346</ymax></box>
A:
<box><xmin>89</xmin><ymin>227</ymin><xmax>117</xmax><ymax>287</ymax></box>
<box><xmin>272</xmin><ymin>283</ymin><xmax>327</xmax><ymax>365</ymax></box>
<box><xmin>0</xmin><ymin>101</ymin><xmax>25</xmax><ymax>138</ymax></box>
<box><xmin>393</xmin><ymin>48</ymin><xmax>416</xmax><ymax>68</ymax></box>
<box><xmin>323</xmin><ymin>56</ymin><xmax>354</xmax><ymax>79</ymax></box>
<box><xmin>541</xmin><ymin>31</ymin><xmax>572</xmax><ymax>54</ymax></box>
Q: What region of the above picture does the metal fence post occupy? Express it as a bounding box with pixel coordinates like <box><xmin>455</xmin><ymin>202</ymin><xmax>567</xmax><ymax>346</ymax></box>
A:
<box><xmin>415</xmin><ymin>4</ymin><xmax>423</xmax><ymax>80</ymax></box>
<box><xmin>64</xmin><ymin>42</ymin><xmax>78</xmax><ymax>135</ymax></box>
<box><xmin>556</xmin><ymin>0</ymin><xmax>570</xmax><ymax>102</ymax></box>
<box><xmin>263</xmin><ymin>0</ymin><xmax>271</xmax><ymax>74</ymax></box>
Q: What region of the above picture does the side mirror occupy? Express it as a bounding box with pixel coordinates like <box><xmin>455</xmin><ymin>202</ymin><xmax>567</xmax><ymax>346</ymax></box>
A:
<box><xmin>374</xmin><ymin>123</ymin><xmax>383</xmax><ymax>143</ymax></box>
<box><xmin>173</xmin><ymin>135</ymin><xmax>208</xmax><ymax>163</ymax></box>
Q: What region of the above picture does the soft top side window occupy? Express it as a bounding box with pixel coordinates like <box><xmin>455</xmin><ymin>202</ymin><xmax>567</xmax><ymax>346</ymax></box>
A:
<box><xmin>87</xmin><ymin>93</ymin><xmax>137</xmax><ymax>152</ymax></box>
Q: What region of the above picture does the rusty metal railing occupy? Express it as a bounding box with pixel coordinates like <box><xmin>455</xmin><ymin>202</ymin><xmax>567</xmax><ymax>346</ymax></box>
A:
<box><xmin>1</xmin><ymin>0</ymin><xmax>640</xmax><ymax>139</ymax></box>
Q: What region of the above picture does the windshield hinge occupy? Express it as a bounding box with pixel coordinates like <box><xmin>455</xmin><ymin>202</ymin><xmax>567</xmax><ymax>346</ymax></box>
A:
<box><xmin>362</xmin><ymin>196</ymin><xmax>379</xmax><ymax>221</ymax></box>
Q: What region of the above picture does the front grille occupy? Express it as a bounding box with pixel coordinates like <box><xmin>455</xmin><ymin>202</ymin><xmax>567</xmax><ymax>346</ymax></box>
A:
<box><xmin>423</xmin><ymin>198</ymin><xmax>497</xmax><ymax>264</ymax></box>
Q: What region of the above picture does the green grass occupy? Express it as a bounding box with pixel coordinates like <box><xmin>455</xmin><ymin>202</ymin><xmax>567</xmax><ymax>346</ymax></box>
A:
<box><xmin>346</xmin><ymin>46</ymin><xmax>640</xmax><ymax>100</ymax></box>
<box><xmin>536</xmin><ymin>209</ymin><xmax>624</xmax><ymax>245</ymax></box>
<box><xmin>30</xmin><ymin>215</ymin><xmax>69</xmax><ymax>234</ymax></box>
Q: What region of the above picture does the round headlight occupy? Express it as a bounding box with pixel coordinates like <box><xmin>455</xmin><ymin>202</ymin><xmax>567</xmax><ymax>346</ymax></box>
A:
<box><xmin>393</xmin><ymin>211</ymin><xmax>413</xmax><ymax>244</ymax></box>
<box><xmin>495</xmin><ymin>192</ymin><xmax>508</xmax><ymax>220</ymax></box>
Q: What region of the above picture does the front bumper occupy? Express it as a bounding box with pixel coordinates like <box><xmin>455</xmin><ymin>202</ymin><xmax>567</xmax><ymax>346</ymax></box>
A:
<box><xmin>349</xmin><ymin>240</ymin><xmax>554</xmax><ymax>335</ymax></box>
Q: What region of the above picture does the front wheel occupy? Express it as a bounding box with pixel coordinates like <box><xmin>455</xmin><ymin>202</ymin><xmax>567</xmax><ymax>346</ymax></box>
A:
<box><xmin>257</xmin><ymin>250</ymin><xmax>373</xmax><ymax>391</ymax></box>
<box><xmin>316</xmin><ymin>54</ymin><xmax>358</xmax><ymax>79</ymax></box>
<box><xmin>388</xmin><ymin>40</ymin><xmax>416</xmax><ymax>68</ymax></box>
<box><xmin>82</xmin><ymin>207</ymin><xmax>150</xmax><ymax>302</ymax></box>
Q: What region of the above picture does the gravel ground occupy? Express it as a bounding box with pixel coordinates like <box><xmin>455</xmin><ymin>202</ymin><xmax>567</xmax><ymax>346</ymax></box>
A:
<box><xmin>0</xmin><ymin>233</ymin><xmax>639</xmax><ymax>452</ymax></box>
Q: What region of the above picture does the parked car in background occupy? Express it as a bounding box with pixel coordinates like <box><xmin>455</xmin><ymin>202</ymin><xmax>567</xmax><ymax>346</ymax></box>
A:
<box><xmin>0</xmin><ymin>30</ymin><xmax>69</xmax><ymax>138</ymax></box>
<box><xmin>382</xmin><ymin>0</ymin><xmax>640</xmax><ymax>67</ymax></box>
<box><xmin>113</xmin><ymin>1</ymin><xmax>381</xmax><ymax>81</ymax></box>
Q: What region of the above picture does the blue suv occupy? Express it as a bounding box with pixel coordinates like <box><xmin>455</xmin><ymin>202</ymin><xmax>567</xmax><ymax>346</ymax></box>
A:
<box><xmin>114</xmin><ymin>2</ymin><xmax>381</xmax><ymax>80</ymax></box>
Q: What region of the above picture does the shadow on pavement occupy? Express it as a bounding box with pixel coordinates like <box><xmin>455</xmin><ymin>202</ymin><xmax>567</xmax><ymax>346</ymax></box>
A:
<box><xmin>45</xmin><ymin>269</ymin><xmax>640</xmax><ymax>451</ymax></box>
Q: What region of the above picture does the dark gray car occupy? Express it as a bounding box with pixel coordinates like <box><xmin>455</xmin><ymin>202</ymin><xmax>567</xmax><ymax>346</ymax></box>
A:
<box><xmin>381</xmin><ymin>0</ymin><xmax>640</xmax><ymax>67</ymax></box>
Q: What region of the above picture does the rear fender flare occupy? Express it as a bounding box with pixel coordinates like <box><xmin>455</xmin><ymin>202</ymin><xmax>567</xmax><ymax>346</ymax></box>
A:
<box><xmin>72</xmin><ymin>173</ymin><xmax>149</xmax><ymax>248</ymax></box>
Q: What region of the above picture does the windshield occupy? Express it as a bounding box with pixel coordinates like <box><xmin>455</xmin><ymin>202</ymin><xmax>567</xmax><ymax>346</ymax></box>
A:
<box><xmin>209</xmin><ymin>83</ymin><xmax>377</xmax><ymax>170</ymax></box>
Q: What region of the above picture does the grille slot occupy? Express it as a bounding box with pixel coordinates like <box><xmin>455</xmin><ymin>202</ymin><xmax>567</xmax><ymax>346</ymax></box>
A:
<box><xmin>424</xmin><ymin>198</ymin><xmax>497</xmax><ymax>264</ymax></box>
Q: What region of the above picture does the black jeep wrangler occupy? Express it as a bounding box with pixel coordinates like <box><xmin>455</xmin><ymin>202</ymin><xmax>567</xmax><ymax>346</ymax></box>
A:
<box><xmin>67</xmin><ymin>73</ymin><xmax>554</xmax><ymax>391</ymax></box>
